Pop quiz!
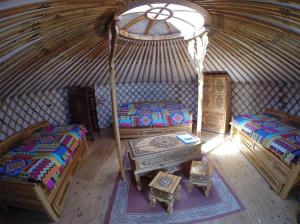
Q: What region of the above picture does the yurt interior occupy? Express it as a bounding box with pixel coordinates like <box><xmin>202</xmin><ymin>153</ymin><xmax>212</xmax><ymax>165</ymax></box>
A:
<box><xmin>0</xmin><ymin>1</ymin><xmax>300</xmax><ymax>224</ymax></box>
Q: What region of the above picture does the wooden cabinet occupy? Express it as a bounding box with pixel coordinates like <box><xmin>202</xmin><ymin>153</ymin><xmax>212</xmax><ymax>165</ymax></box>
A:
<box><xmin>202</xmin><ymin>73</ymin><xmax>231</xmax><ymax>133</ymax></box>
<box><xmin>69</xmin><ymin>87</ymin><xmax>100</xmax><ymax>141</ymax></box>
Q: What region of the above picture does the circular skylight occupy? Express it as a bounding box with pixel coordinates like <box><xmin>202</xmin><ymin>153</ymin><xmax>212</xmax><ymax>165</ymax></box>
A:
<box><xmin>120</xmin><ymin>3</ymin><xmax>205</xmax><ymax>40</ymax></box>
<box><xmin>146</xmin><ymin>7</ymin><xmax>172</xmax><ymax>21</ymax></box>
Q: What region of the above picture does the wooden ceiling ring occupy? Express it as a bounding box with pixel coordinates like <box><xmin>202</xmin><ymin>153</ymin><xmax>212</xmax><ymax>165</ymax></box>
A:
<box><xmin>145</xmin><ymin>6</ymin><xmax>173</xmax><ymax>21</ymax></box>
<box><xmin>121</xmin><ymin>0</ymin><xmax>212</xmax><ymax>26</ymax></box>
<box><xmin>1</xmin><ymin>0</ymin><xmax>300</xmax><ymax>98</ymax></box>
<box><xmin>122</xmin><ymin>14</ymin><xmax>146</xmax><ymax>30</ymax></box>
<box><xmin>144</xmin><ymin>20</ymin><xmax>155</xmax><ymax>35</ymax></box>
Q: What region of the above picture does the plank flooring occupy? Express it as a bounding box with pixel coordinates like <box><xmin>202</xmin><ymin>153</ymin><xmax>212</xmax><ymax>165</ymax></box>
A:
<box><xmin>0</xmin><ymin>129</ymin><xmax>299</xmax><ymax>224</ymax></box>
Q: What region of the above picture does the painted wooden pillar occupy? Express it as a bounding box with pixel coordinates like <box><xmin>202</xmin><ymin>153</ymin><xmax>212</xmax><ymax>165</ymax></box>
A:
<box><xmin>108</xmin><ymin>16</ymin><xmax>125</xmax><ymax>180</ymax></box>
<box><xmin>188</xmin><ymin>32</ymin><xmax>208</xmax><ymax>137</ymax></box>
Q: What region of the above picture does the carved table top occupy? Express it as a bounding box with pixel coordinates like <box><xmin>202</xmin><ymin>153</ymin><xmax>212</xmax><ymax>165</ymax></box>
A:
<box><xmin>128</xmin><ymin>131</ymin><xmax>202</xmax><ymax>159</ymax></box>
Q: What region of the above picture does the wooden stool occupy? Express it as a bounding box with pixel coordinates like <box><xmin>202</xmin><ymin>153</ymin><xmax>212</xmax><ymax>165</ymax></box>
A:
<box><xmin>188</xmin><ymin>161</ymin><xmax>213</xmax><ymax>197</ymax></box>
<box><xmin>149</xmin><ymin>171</ymin><xmax>181</xmax><ymax>214</ymax></box>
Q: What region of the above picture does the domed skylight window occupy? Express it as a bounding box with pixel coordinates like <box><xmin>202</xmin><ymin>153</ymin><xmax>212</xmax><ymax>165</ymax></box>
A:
<box><xmin>120</xmin><ymin>3</ymin><xmax>205</xmax><ymax>40</ymax></box>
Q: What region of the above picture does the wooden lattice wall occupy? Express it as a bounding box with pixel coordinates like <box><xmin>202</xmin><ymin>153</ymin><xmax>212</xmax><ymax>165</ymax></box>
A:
<box><xmin>0</xmin><ymin>82</ymin><xmax>299</xmax><ymax>141</ymax></box>
<box><xmin>231</xmin><ymin>82</ymin><xmax>300</xmax><ymax>117</ymax></box>
<box><xmin>95</xmin><ymin>82</ymin><xmax>198</xmax><ymax>128</ymax></box>
<box><xmin>0</xmin><ymin>89</ymin><xmax>70</xmax><ymax>141</ymax></box>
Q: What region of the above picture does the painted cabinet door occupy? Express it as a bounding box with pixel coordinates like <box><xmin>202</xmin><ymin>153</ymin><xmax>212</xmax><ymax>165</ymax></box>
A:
<box><xmin>203</xmin><ymin>76</ymin><xmax>214</xmax><ymax>110</ymax></box>
<box><xmin>202</xmin><ymin>74</ymin><xmax>231</xmax><ymax>133</ymax></box>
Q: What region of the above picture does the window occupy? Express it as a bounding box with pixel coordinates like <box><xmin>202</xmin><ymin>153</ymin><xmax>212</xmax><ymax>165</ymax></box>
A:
<box><xmin>120</xmin><ymin>3</ymin><xmax>205</xmax><ymax>40</ymax></box>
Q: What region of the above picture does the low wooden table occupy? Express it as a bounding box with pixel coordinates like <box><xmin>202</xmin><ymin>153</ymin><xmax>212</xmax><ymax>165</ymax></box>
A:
<box><xmin>149</xmin><ymin>171</ymin><xmax>181</xmax><ymax>214</ymax></box>
<box><xmin>128</xmin><ymin>131</ymin><xmax>202</xmax><ymax>191</ymax></box>
<box><xmin>188</xmin><ymin>161</ymin><xmax>213</xmax><ymax>197</ymax></box>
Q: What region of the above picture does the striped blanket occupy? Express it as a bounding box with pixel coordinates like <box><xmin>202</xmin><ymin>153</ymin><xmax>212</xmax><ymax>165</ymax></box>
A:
<box><xmin>233</xmin><ymin>114</ymin><xmax>300</xmax><ymax>165</ymax></box>
<box><xmin>118</xmin><ymin>102</ymin><xmax>192</xmax><ymax>128</ymax></box>
<box><xmin>0</xmin><ymin>125</ymin><xmax>87</xmax><ymax>190</ymax></box>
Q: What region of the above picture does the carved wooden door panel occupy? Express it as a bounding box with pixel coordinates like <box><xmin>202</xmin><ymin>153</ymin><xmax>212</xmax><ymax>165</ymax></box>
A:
<box><xmin>202</xmin><ymin>74</ymin><xmax>231</xmax><ymax>133</ymax></box>
<box><xmin>203</xmin><ymin>77</ymin><xmax>214</xmax><ymax>110</ymax></box>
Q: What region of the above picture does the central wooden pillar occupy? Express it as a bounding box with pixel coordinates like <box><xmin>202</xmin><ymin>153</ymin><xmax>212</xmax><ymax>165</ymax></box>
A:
<box><xmin>187</xmin><ymin>32</ymin><xmax>208</xmax><ymax>137</ymax></box>
<box><xmin>108</xmin><ymin>16</ymin><xmax>125</xmax><ymax>180</ymax></box>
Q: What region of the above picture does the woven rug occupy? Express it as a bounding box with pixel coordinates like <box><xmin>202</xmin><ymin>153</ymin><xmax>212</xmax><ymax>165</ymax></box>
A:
<box><xmin>104</xmin><ymin>160</ymin><xmax>244</xmax><ymax>224</ymax></box>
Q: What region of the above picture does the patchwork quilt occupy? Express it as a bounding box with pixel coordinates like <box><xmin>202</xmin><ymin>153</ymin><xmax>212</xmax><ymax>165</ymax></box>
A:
<box><xmin>0</xmin><ymin>125</ymin><xmax>87</xmax><ymax>190</ymax></box>
<box><xmin>118</xmin><ymin>102</ymin><xmax>192</xmax><ymax>128</ymax></box>
<box><xmin>233</xmin><ymin>114</ymin><xmax>300</xmax><ymax>165</ymax></box>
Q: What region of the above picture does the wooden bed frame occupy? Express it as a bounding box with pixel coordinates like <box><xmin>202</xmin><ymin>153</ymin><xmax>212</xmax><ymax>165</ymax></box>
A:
<box><xmin>120</xmin><ymin>123</ymin><xmax>193</xmax><ymax>139</ymax></box>
<box><xmin>0</xmin><ymin>121</ymin><xmax>88</xmax><ymax>222</ymax></box>
<box><xmin>119</xmin><ymin>100</ymin><xmax>193</xmax><ymax>139</ymax></box>
<box><xmin>230</xmin><ymin>109</ymin><xmax>300</xmax><ymax>199</ymax></box>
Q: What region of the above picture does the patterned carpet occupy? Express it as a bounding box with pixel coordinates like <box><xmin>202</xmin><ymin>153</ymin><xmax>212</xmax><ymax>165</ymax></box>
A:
<box><xmin>104</xmin><ymin>161</ymin><xmax>244</xmax><ymax>224</ymax></box>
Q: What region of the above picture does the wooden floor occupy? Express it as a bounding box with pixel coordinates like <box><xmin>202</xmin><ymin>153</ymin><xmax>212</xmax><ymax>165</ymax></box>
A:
<box><xmin>0</xmin><ymin>129</ymin><xmax>299</xmax><ymax>224</ymax></box>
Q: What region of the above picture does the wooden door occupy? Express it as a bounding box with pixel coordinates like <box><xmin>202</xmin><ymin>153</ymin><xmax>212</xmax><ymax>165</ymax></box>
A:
<box><xmin>202</xmin><ymin>73</ymin><xmax>231</xmax><ymax>133</ymax></box>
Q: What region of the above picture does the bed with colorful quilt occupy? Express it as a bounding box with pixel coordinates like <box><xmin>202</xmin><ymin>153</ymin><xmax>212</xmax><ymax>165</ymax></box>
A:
<box><xmin>0</xmin><ymin>121</ymin><xmax>88</xmax><ymax>221</ymax></box>
<box><xmin>118</xmin><ymin>101</ymin><xmax>193</xmax><ymax>138</ymax></box>
<box><xmin>230</xmin><ymin>109</ymin><xmax>300</xmax><ymax>199</ymax></box>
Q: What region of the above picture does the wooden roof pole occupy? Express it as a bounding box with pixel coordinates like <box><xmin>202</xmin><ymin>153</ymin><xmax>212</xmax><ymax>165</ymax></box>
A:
<box><xmin>108</xmin><ymin>15</ymin><xmax>126</xmax><ymax>180</ymax></box>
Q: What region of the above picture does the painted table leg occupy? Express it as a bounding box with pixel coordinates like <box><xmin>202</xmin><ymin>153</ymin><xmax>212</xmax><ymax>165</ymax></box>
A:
<box><xmin>167</xmin><ymin>202</ymin><xmax>173</xmax><ymax>214</ymax></box>
<box><xmin>135</xmin><ymin>174</ymin><xmax>142</xmax><ymax>191</ymax></box>
<box><xmin>149</xmin><ymin>194</ymin><xmax>156</xmax><ymax>208</ymax></box>
<box><xmin>176</xmin><ymin>185</ymin><xmax>181</xmax><ymax>200</ymax></box>
<box><xmin>188</xmin><ymin>181</ymin><xmax>193</xmax><ymax>193</ymax></box>
<box><xmin>204</xmin><ymin>180</ymin><xmax>212</xmax><ymax>197</ymax></box>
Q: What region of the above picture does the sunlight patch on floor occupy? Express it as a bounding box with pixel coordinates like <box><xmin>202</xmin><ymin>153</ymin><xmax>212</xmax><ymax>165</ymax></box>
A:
<box><xmin>202</xmin><ymin>134</ymin><xmax>240</xmax><ymax>156</ymax></box>
<box><xmin>209</xmin><ymin>140</ymin><xmax>240</xmax><ymax>156</ymax></box>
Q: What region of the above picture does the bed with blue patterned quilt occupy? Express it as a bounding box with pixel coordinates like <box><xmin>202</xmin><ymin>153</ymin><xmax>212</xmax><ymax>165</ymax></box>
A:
<box><xmin>0</xmin><ymin>124</ymin><xmax>87</xmax><ymax>191</ymax></box>
<box><xmin>232</xmin><ymin>113</ymin><xmax>300</xmax><ymax>165</ymax></box>
<box><xmin>118</xmin><ymin>101</ymin><xmax>192</xmax><ymax>128</ymax></box>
